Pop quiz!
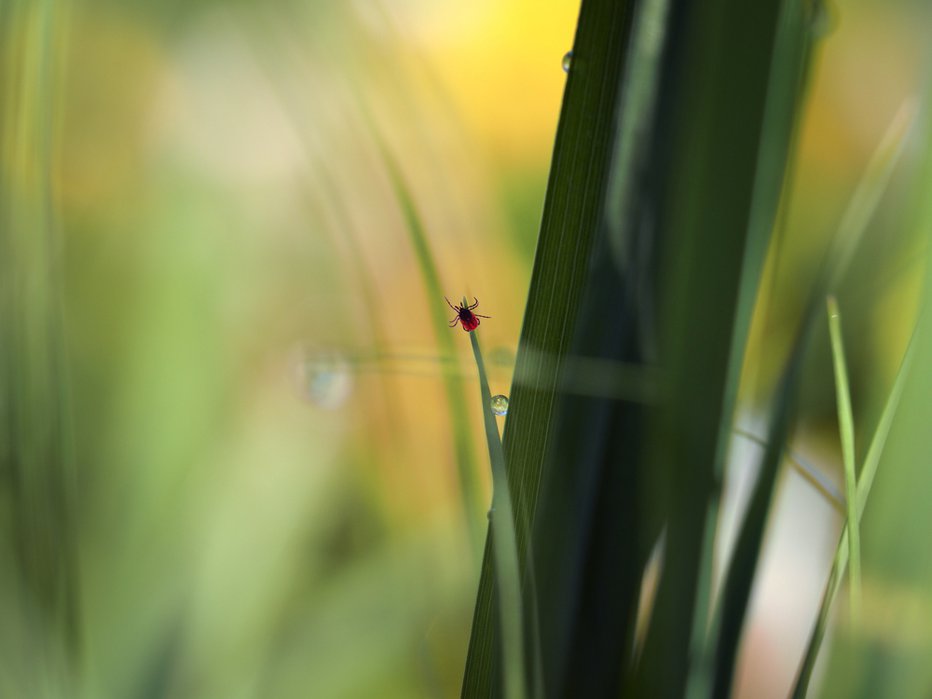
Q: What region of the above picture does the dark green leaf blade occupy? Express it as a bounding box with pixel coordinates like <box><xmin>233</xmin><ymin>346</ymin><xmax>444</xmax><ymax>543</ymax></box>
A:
<box><xmin>462</xmin><ymin>0</ymin><xmax>638</xmax><ymax>694</ymax></box>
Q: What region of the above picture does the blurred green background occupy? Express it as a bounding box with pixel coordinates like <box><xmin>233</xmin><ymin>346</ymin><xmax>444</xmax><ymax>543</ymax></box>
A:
<box><xmin>1</xmin><ymin>0</ymin><xmax>930</xmax><ymax>697</ymax></box>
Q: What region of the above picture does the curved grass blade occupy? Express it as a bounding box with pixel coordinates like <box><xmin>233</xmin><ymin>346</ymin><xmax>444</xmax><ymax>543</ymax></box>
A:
<box><xmin>249</xmin><ymin>22</ymin><xmax>487</xmax><ymax>554</ymax></box>
<box><xmin>364</xmin><ymin>126</ymin><xmax>485</xmax><ymax>554</ymax></box>
<box><xmin>826</xmin><ymin>296</ymin><xmax>861</xmax><ymax>625</ymax></box>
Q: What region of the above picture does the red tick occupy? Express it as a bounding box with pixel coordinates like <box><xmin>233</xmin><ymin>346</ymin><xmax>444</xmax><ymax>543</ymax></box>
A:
<box><xmin>446</xmin><ymin>296</ymin><xmax>490</xmax><ymax>332</ymax></box>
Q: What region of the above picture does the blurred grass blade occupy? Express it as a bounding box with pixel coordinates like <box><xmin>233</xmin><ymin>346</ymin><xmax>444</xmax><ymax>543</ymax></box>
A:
<box><xmin>605</xmin><ymin>0</ymin><xmax>670</xmax><ymax>270</ymax></box>
<box><xmin>813</xmin><ymin>88</ymin><xmax>932</xmax><ymax>698</ymax></box>
<box><xmin>633</xmin><ymin>0</ymin><xmax>805</xmax><ymax>693</ymax></box>
<box><xmin>0</xmin><ymin>0</ymin><xmax>78</xmax><ymax>693</ymax></box>
<box><xmin>705</xmin><ymin>329</ymin><xmax>807</xmax><ymax>699</ymax></box>
<box><xmin>790</xmin><ymin>333</ymin><xmax>915</xmax><ymax>699</ymax></box>
<box><xmin>364</xmin><ymin>124</ymin><xmax>485</xmax><ymax>552</ymax></box>
<box><xmin>700</xmin><ymin>95</ymin><xmax>917</xmax><ymax>699</ymax></box>
<box><xmin>853</xmin><ymin>336</ymin><xmax>916</xmax><ymax>517</ymax></box>
<box><xmin>825</xmin><ymin>100</ymin><xmax>916</xmax><ymax>290</ymax></box>
<box><xmin>826</xmin><ymin>296</ymin><xmax>861</xmax><ymax>624</ymax></box>
<box><xmin>245</xmin><ymin>43</ymin><xmax>412</xmax><ymax>492</ymax></box>
<box><xmin>469</xmin><ymin>329</ymin><xmax>527</xmax><ymax>699</ymax></box>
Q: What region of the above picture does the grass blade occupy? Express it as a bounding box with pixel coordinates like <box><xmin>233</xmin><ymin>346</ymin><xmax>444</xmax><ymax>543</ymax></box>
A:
<box><xmin>790</xmin><ymin>333</ymin><xmax>915</xmax><ymax>698</ymax></box>
<box><xmin>0</xmin><ymin>0</ymin><xmax>78</xmax><ymax>692</ymax></box>
<box><xmin>469</xmin><ymin>329</ymin><xmax>527</xmax><ymax>699</ymax></box>
<box><xmin>706</xmin><ymin>327</ymin><xmax>808</xmax><ymax>699</ymax></box>
<box><xmin>824</xmin><ymin>103</ymin><xmax>916</xmax><ymax>292</ymax></box>
<box><xmin>814</xmin><ymin>95</ymin><xmax>932</xmax><ymax>696</ymax></box>
<box><xmin>367</xmin><ymin>126</ymin><xmax>485</xmax><ymax>553</ymax></box>
<box><xmin>633</xmin><ymin>0</ymin><xmax>800</xmax><ymax>693</ymax></box>
<box><xmin>826</xmin><ymin>296</ymin><xmax>860</xmax><ymax>624</ymax></box>
<box><xmin>463</xmin><ymin>0</ymin><xmax>639</xmax><ymax>693</ymax></box>
<box><xmin>700</xmin><ymin>97</ymin><xmax>916</xmax><ymax>699</ymax></box>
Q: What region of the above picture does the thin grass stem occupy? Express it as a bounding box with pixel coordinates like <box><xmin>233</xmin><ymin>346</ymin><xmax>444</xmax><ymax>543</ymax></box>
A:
<box><xmin>791</xmin><ymin>332</ymin><xmax>915</xmax><ymax>698</ymax></box>
<box><xmin>468</xmin><ymin>326</ymin><xmax>527</xmax><ymax>699</ymax></box>
<box><xmin>826</xmin><ymin>296</ymin><xmax>861</xmax><ymax>627</ymax></box>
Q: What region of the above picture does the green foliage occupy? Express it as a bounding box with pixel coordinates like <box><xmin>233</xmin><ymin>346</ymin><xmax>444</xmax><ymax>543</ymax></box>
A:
<box><xmin>464</xmin><ymin>0</ymin><xmax>929</xmax><ymax>698</ymax></box>
<box><xmin>3</xmin><ymin>0</ymin><xmax>930</xmax><ymax>697</ymax></box>
<box><xmin>469</xmin><ymin>329</ymin><xmax>526</xmax><ymax>699</ymax></box>
<box><xmin>826</xmin><ymin>297</ymin><xmax>861</xmax><ymax>625</ymax></box>
<box><xmin>814</xmin><ymin>101</ymin><xmax>932</xmax><ymax>699</ymax></box>
<box><xmin>0</xmin><ymin>0</ymin><xmax>78</xmax><ymax>695</ymax></box>
<box><xmin>791</xmin><ymin>334</ymin><xmax>914</xmax><ymax>698</ymax></box>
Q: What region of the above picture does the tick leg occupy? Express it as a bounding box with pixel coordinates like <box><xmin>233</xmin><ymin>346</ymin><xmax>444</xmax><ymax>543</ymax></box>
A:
<box><xmin>444</xmin><ymin>296</ymin><xmax>459</xmax><ymax>312</ymax></box>
<box><xmin>468</xmin><ymin>297</ymin><xmax>480</xmax><ymax>309</ymax></box>
<box><xmin>448</xmin><ymin>316</ymin><xmax>460</xmax><ymax>327</ymax></box>
<box><xmin>474</xmin><ymin>314</ymin><xmax>491</xmax><ymax>318</ymax></box>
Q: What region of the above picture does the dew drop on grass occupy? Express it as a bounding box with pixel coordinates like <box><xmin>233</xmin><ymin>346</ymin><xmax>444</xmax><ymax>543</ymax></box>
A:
<box><xmin>490</xmin><ymin>394</ymin><xmax>509</xmax><ymax>416</ymax></box>
<box><xmin>296</xmin><ymin>349</ymin><xmax>352</xmax><ymax>409</ymax></box>
<box><xmin>562</xmin><ymin>50</ymin><xmax>573</xmax><ymax>73</ymax></box>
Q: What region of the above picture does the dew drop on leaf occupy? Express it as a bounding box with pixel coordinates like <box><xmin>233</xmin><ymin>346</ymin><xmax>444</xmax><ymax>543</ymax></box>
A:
<box><xmin>562</xmin><ymin>50</ymin><xmax>573</xmax><ymax>73</ymax></box>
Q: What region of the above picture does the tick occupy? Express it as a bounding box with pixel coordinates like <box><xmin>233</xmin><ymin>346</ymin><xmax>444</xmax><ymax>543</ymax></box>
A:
<box><xmin>446</xmin><ymin>296</ymin><xmax>490</xmax><ymax>332</ymax></box>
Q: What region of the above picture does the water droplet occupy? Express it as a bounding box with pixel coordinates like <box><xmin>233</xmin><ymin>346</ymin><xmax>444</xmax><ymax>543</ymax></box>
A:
<box><xmin>295</xmin><ymin>349</ymin><xmax>353</xmax><ymax>409</ymax></box>
<box><xmin>562</xmin><ymin>50</ymin><xmax>573</xmax><ymax>73</ymax></box>
<box><xmin>490</xmin><ymin>394</ymin><xmax>509</xmax><ymax>417</ymax></box>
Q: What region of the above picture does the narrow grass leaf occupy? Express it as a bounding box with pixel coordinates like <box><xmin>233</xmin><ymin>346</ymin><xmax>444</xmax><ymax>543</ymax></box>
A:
<box><xmin>814</xmin><ymin>95</ymin><xmax>932</xmax><ymax>696</ymax></box>
<box><xmin>0</xmin><ymin>0</ymin><xmax>78</xmax><ymax>690</ymax></box>
<box><xmin>363</xmin><ymin>124</ymin><xmax>485</xmax><ymax>553</ymax></box>
<box><xmin>790</xmin><ymin>333</ymin><xmax>915</xmax><ymax>699</ymax></box>
<box><xmin>243</xmin><ymin>41</ymin><xmax>413</xmax><ymax>494</ymax></box>
<box><xmin>825</xmin><ymin>101</ymin><xmax>916</xmax><ymax>290</ymax></box>
<box><xmin>706</xmin><ymin>328</ymin><xmax>808</xmax><ymax>699</ymax></box>
<box><xmin>469</xmin><ymin>329</ymin><xmax>527</xmax><ymax>699</ymax></box>
<box><xmin>826</xmin><ymin>296</ymin><xmax>861</xmax><ymax>624</ymax></box>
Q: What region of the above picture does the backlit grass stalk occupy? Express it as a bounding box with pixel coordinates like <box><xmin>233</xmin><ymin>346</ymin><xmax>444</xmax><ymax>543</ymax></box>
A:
<box><xmin>826</xmin><ymin>296</ymin><xmax>861</xmax><ymax>626</ymax></box>
<box><xmin>469</xmin><ymin>328</ymin><xmax>526</xmax><ymax>699</ymax></box>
